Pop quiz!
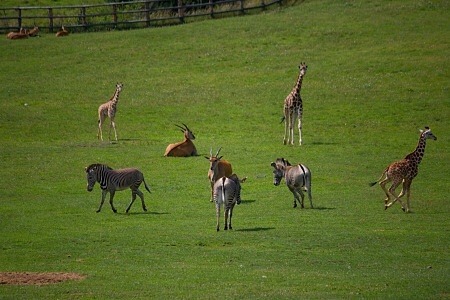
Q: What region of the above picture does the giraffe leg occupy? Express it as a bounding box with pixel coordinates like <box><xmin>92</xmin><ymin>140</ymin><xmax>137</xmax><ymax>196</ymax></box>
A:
<box><xmin>298</xmin><ymin>116</ymin><xmax>303</xmax><ymax>145</ymax></box>
<box><xmin>379</xmin><ymin>176</ymin><xmax>391</xmax><ymax>206</ymax></box>
<box><xmin>289</xmin><ymin>114</ymin><xmax>296</xmax><ymax>145</ymax></box>
<box><xmin>386</xmin><ymin>180</ymin><xmax>405</xmax><ymax>210</ymax></box>
<box><xmin>111</xmin><ymin>120</ymin><xmax>118</xmax><ymax>141</ymax></box>
<box><xmin>403</xmin><ymin>180</ymin><xmax>413</xmax><ymax>213</ymax></box>
<box><xmin>98</xmin><ymin>117</ymin><xmax>104</xmax><ymax>141</ymax></box>
<box><xmin>283</xmin><ymin>116</ymin><xmax>289</xmax><ymax>145</ymax></box>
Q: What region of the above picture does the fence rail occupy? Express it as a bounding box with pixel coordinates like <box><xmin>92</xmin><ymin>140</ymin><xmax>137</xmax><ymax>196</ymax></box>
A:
<box><xmin>0</xmin><ymin>0</ymin><xmax>282</xmax><ymax>33</ymax></box>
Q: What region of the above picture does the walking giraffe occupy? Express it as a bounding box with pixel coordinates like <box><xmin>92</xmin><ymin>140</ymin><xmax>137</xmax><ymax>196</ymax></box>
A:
<box><xmin>282</xmin><ymin>62</ymin><xmax>308</xmax><ymax>145</ymax></box>
<box><xmin>97</xmin><ymin>83</ymin><xmax>123</xmax><ymax>142</ymax></box>
<box><xmin>370</xmin><ymin>127</ymin><xmax>437</xmax><ymax>213</ymax></box>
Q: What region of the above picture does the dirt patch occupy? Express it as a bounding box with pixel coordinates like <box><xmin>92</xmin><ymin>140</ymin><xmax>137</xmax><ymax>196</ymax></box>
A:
<box><xmin>0</xmin><ymin>272</ymin><xmax>86</xmax><ymax>285</ymax></box>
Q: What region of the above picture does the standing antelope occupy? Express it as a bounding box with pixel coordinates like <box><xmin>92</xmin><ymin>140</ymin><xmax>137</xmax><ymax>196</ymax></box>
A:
<box><xmin>205</xmin><ymin>147</ymin><xmax>232</xmax><ymax>202</ymax></box>
<box><xmin>97</xmin><ymin>83</ymin><xmax>123</xmax><ymax>142</ymax></box>
<box><xmin>164</xmin><ymin>124</ymin><xmax>198</xmax><ymax>157</ymax></box>
<box><xmin>55</xmin><ymin>25</ymin><xmax>69</xmax><ymax>37</ymax></box>
<box><xmin>213</xmin><ymin>174</ymin><xmax>246</xmax><ymax>231</ymax></box>
<box><xmin>85</xmin><ymin>163</ymin><xmax>151</xmax><ymax>213</ymax></box>
<box><xmin>271</xmin><ymin>158</ymin><xmax>313</xmax><ymax>208</ymax></box>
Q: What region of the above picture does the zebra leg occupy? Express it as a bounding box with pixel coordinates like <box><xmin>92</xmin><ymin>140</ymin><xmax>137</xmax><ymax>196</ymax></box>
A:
<box><xmin>288</xmin><ymin>186</ymin><xmax>298</xmax><ymax>208</ymax></box>
<box><xmin>134</xmin><ymin>190</ymin><xmax>147</xmax><ymax>211</ymax></box>
<box><xmin>97</xmin><ymin>189</ymin><xmax>108</xmax><ymax>213</ymax></box>
<box><xmin>109</xmin><ymin>190</ymin><xmax>117</xmax><ymax>213</ymax></box>
<box><xmin>297</xmin><ymin>188</ymin><xmax>305</xmax><ymax>209</ymax></box>
<box><xmin>216</xmin><ymin>202</ymin><xmax>220</xmax><ymax>232</ymax></box>
<box><xmin>126</xmin><ymin>191</ymin><xmax>137</xmax><ymax>213</ymax></box>
<box><xmin>224</xmin><ymin>207</ymin><xmax>229</xmax><ymax>230</ymax></box>
<box><xmin>306</xmin><ymin>188</ymin><xmax>313</xmax><ymax>209</ymax></box>
<box><xmin>228</xmin><ymin>205</ymin><xmax>234</xmax><ymax>230</ymax></box>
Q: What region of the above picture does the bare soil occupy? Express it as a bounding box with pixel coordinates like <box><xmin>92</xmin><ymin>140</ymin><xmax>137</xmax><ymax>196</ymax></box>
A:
<box><xmin>0</xmin><ymin>272</ymin><xmax>86</xmax><ymax>285</ymax></box>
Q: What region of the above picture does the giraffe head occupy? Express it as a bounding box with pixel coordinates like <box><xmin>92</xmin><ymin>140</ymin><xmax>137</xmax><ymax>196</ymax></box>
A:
<box><xmin>298</xmin><ymin>62</ymin><xmax>308</xmax><ymax>76</ymax></box>
<box><xmin>116</xmin><ymin>83</ymin><xmax>123</xmax><ymax>92</ymax></box>
<box><xmin>420</xmin><ymin>127</ymin><xmax>437</xmax><ymax>141</ymax></box>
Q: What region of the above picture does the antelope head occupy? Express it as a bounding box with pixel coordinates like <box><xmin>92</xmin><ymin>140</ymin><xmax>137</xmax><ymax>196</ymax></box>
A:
<box><xmin>175</xmin><ymin>123</ymin><xmax>195</xmax><ymax>140</ymax></box>
<box><xmin>205</xmin><ymin>147</ymin><xmax>223</xmax><ymax>171</ymax></box>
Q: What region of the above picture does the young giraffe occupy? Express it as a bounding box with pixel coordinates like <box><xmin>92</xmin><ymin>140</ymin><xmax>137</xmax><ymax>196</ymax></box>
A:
<box><xmin>97</xmin><ymin>83</ymin><xmax>123</xmax><ymax>142</ymax></box>
<box><xmin>370</xmin><ymin>127</ymin><xmax>437</xmax><ymax>213</ymax></box>
<box><xmin>282</xmin><ymin>62</ymin><xmax>308</xmax><ymax>145</ymax></box>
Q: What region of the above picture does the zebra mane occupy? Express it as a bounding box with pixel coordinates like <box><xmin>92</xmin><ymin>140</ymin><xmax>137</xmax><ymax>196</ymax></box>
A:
<box><xmin>86</xmin><ymin>163</ymin><xmax>113</xmax><ymax>172</ymax></box>
<box><xmin>276</xmin><ymin>158</ymin><xmax>291</xmax><ymax>167</ymax></box>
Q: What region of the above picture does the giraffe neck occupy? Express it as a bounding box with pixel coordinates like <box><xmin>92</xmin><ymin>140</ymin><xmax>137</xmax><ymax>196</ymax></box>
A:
<box><xmin>110</xmin><ymin>88</ymin><xmax>121</xmax><ymax>106</ymax></box>
<box><xmin>404</xmin><ymin>135</ymin><xmax>427</xmax><ymax>165</ymax></box>
<box><xmin>292</xmin><ymin>73</ymin><xmax>304</xmax><ymax>97</ymax></box>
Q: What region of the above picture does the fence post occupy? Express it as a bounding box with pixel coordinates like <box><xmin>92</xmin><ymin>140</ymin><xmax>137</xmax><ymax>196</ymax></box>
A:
<box><xmin>240</xmin><ymin>0</ymin><xmax>244</xmax><ymax>15</ymax></box>
<box><xmin>145</xmin><ymin>1</ymin><xmax>151</xmax><ymax>27</ymax></box>
<box><xmin>80</xmin><ymin>7</ymin><xmax>87</xmax><ymax>31</ymax></box>
<box><xmin>178</xmin><ymin>0</ymin><xmax>184</xmax><ymax>24</ymax></box>
<box><xmin>112</xmin><ymin>4</ymin><xmax>118</xmax><ymax>27</ymax></box>
<box><xmin>16</xmin><ymin>9</ymin><xmax>22</xmax><ymax>30</ymax></box>
<box><xmin>48</xmin><ymin>8</ymin><xmax>54</xmax><ymax>33</ymax></box>
<box><xmin>209</xmin><ymin>0</ymin><xmax>214</xmax><ymax>18</ymax></box>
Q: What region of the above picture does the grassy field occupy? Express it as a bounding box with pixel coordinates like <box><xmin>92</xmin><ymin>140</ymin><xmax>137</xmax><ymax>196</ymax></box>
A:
<box><xmin>1</xmin><ymin>0</ymin><xmax>449</xmax><ymax>298</ymax></box>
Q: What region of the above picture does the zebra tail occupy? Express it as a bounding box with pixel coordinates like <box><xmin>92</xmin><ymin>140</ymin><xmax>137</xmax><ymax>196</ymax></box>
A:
<box><xmin>143</xmin><ymin>178</ymin><xmax>151</xmax><ymax>193</ymax></box>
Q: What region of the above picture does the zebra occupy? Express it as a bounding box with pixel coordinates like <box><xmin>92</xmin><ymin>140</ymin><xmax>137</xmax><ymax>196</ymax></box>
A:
<box><xmin>270</xmin><ymin>158</ymin><xmax>313</xmax><ymax>209</ymax></box>
<box><xmin>85</xmin><ymin>163</ymin><xmax>151</xmax><ymax>213</ymax></box>
<box><xmin>213</xmin><ymin>174</ymin><xmax>246</xmax><ymax>231</ymax></box>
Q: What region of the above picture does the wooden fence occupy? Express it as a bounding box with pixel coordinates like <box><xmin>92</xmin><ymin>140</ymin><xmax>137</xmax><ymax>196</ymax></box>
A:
<box><xmin>0</xmin><ymin>0</ymin><xmax>282</xmax><ymax>33</ymax></box>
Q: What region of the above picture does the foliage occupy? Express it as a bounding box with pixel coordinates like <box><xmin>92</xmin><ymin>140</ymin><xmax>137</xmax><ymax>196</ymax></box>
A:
<box><xmin>0</xmin><ymin>0</ymin><xmax>449</xmax><ymax>298</ymax></box>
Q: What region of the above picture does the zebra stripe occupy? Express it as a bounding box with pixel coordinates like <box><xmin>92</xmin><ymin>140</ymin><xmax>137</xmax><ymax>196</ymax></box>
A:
<box><xmin>213</xmin><ymin>174</ymin><xmax>242</xmax><ymax>231</ymax></box>
<box><xmin>85</xmin><ymin>163</ymin><xmax>151</xmax><ymax>213</ymax></box>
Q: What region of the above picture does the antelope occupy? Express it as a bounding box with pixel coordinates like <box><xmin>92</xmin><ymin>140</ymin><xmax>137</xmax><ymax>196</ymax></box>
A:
<box><xmin>55</xmin><ymin>25</ymin><xmax>69</xmax><ymax>37</ymax></box>
<box><xmin>164</xmin><ymin>124</ymin><xmax>198</xmax><ymax>157</ymax></box>
<box><xmin>6</xmin><ymin>27</ymin><xmax>39</xmax><ymax>40</ymax></box>
<box><xmin>205</xmin><ymin>147</ymin><xmax>232</xmax><ymax>202</ymax></box>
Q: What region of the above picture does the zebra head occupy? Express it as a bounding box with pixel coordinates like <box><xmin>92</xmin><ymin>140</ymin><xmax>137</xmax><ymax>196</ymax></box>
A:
<box><xmin>270</xmin><ymin>158</ymin><xmax>290</xmax><ymax>186</ymax></box>
<box><xmin>85</xmin><ymin>164</ymin><xmax>101</xmax><ymax>192</ymax></box>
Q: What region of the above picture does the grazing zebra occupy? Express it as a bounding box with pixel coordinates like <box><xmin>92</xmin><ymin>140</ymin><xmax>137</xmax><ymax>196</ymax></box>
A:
<box><xmin>213</xmin><ymin>174</ymin><xmax>246</xmax><ymax>231</ymax></box>
<box><xmin>85</xmin><ymin>163</ymin><xmax>151</xmax><ymax>213</ymax></box>
<box><xmin>271</xmin><ymin>158</ymin><xmax>313</xmax><ymax>209</ymax></box>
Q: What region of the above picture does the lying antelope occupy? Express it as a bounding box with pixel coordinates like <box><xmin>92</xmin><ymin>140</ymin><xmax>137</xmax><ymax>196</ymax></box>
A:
<box><xmin>205</xmin><ymin>147</ymin><xmax>232</xmax><ymax>202</ymax></box>
<box><xmin>6</xmin><ymin>27</ymin><xmax>39</xmax><ymax>40</ymax></box>
<box><xmin>55</xmin><ymin>25</ymin><xmax>69</xmax><ymax>37</ymax></box>
<box><xmin>271</xmin><ymin>158</ymin><xmax>313</xmax><ymax>208</ymax></box>
<box><xmin>213</xmin><ymin>174</ymin><xmax>246</xmax><ymax>231</ymax></box>
<box><xmin>164</xmin><ymin>124</ymin><xmax>198</xmax><ymax>157</ymax></box>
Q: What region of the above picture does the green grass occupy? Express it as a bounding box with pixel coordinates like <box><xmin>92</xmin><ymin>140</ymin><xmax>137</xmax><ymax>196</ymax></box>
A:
<box><xmin>1</xmin><ymin>0</ymin><xmax>449</xmax><ymax>298</ymax></box>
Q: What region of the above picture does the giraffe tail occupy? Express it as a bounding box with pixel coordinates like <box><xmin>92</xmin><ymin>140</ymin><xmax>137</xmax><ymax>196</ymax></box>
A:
<box><xmin>280</xmin><ymin>116</ymin><xmax>285</xmax><ymax>124</ymax></box>
<box><xmin>369</xmin><ymin>167</ymin><xmax>388</xmax><ymax>187</ymax></box>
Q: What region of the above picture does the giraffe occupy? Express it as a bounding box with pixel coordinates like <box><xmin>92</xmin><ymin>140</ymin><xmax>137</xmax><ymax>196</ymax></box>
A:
<box><xmin>282</xmin><ymin>62</ymin><xmax>308</xmax><ymax>145</ymax></box>
<box><xmin>97</xmin><ymin>83</ymin><xmax>123</xmax><ymax>142</ymax></box>
<box><xmin>370</xmin><ymin>127</ymin><xmax>437</xmax><ymax>213</ymax></box>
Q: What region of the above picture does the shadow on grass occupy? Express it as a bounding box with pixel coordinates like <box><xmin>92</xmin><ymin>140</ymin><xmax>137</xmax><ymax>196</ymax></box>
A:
<box><xmin>239</xmin><ymin>199</ymin><xmax>256</xmax><ymax>204</ymax></box>
<box><xmin>235</xmin><ymin>227</ymin><xmax>275</xmax><ymax>232</ymax></box>
<box><xmin>116</xmin><ymin>211</ymin><xmax>170</xmax><ymax>216</ymax></box>
<box><xmin>312</xmin><ymin>206</ymin><xmax>335</xmax><ymax>210</ymax></box>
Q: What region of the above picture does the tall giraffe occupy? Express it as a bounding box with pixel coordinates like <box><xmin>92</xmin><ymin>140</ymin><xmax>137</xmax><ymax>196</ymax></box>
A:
<box><xmin>282</xmin><ymin>62</ymin><xmax>308</xmax><ymax>145</ymax></box>
<box><xmin>370</xmin><ymin>127</ymin><xmax>437</xmax><ymax>213</ymax></box>
<box><xmin>97</xmin><ymin>83</ymin><xmax>123</xmax><ymax>142</ymax></box>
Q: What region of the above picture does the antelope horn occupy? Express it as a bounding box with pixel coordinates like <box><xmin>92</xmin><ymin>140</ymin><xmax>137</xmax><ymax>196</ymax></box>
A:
<box><xmin>175</xmin><ymin>124</ymin><xmax>185</xmax><ymax>131</ymax></box>
<box><xmin>210</xmin><ymin>147</ymin><xmax>213</xmax><ymax>157</ymax></box>
<box><xmin>215</xmin><ymin>147</ymin><xmax>222</xmax><ymax>158</ymax></box>
<box><xmin>182</xmin><ymin>123</ymin><xmax>190</xmax><ymax>131</ymax></box>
